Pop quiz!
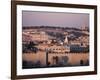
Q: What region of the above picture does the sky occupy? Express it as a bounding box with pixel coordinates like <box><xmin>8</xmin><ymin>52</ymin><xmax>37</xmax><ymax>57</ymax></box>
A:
<box><xmin>22</xmin><ymin>11</ymin><xmax>89</xmax><ymax>28</ymax></box>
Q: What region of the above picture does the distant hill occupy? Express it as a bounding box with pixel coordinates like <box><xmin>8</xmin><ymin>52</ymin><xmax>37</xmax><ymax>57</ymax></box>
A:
<box><xmin>23</xmin><ymin>26</ymin><xmax>82</xmax><ymax>31</ymax></box>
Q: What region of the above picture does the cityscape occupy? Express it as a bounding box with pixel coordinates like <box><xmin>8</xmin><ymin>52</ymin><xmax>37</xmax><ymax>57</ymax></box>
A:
<box><xmin>22</xmin><ymin>25</ymin><xmax>89</xmax><ymax>69</ymax></box>
<box><xmin>22</xmin><ymin>11</ymin><xmax>89</xmax><ymax>69</ymax></box>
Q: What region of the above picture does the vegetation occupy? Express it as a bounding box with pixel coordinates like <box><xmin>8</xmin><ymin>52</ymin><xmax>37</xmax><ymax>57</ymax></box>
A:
<box><xmin>23</xmin><ymin>41</ymin><xmax>38</xmax><ymax>53</ymax></box>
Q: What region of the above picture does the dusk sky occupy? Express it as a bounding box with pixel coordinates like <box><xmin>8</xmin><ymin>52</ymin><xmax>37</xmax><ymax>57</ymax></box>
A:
<box><xmin>22</xmin><ymin>11</ymin><xmax>89</xmax><ymax>28</ymax></box>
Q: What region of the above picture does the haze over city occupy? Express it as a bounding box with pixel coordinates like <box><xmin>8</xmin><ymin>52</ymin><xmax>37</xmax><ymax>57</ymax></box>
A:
<box><xmin>22</xmin><ymin>11</ymin><xmax>89</xmax><ymax>28</ymax></box>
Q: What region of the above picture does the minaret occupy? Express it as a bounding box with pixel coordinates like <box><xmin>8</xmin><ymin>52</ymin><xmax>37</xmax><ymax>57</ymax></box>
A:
<box><xmin>81</xmin><ymin>24</ymin><xmax>86</xmax><ymax>31</ymax></box>
<box><xmin>64</xmin><ymin>36</ymin><xmax>68</xmax><ymax>44</ymax></box>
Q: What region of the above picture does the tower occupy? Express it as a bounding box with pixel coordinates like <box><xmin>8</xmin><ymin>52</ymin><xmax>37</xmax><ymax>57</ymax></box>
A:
<box><xmin>64</xmin><ymin>36</ymin><xmax>68</xmax><ymax>44</ymax></box>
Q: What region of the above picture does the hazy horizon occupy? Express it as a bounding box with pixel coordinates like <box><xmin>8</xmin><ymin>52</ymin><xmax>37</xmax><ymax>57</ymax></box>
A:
<box><xmin>22</xmin><ymin>11</ymin><xmax>89</xmax><ymax>28</ymax></box>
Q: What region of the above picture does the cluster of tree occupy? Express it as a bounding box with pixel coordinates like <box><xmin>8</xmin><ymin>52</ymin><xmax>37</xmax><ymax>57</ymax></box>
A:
<box><xmin>23</xmin><ymin>41</ymin><xmax>38</xmax><ymax>53</ymax></box>
<box><xmin>47</xmin><ymin>32</ymin><xmax>65</xmax><ymax>41</ymax></box>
